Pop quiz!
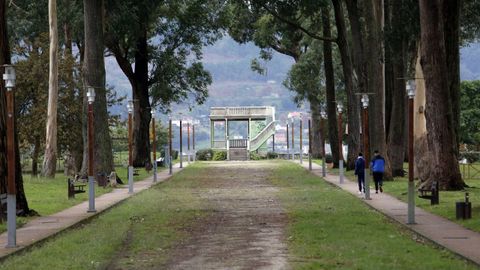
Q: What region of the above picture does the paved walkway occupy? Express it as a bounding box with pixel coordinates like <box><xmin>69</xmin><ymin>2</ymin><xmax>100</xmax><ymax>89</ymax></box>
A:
<box><xmin>0</xmin><ymin>163</ymin><xmax>188</xmax><ymax>259</ymax></box>
<box><xmin>296</xmin><ymin>160</ymin><xmax>480</xmax><ymax>266</ymax></box>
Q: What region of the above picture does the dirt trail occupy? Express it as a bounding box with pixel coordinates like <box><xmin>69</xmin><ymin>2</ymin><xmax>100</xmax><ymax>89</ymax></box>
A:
<box><xmin>164</xmin><ymin>161</ymin><xmax>289</xmax><ymax>270</ymax></box>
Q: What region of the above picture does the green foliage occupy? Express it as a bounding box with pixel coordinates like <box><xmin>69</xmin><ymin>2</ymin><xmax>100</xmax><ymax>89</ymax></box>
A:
<box><xmin>460</xmin><ymin>80</ymin><xmax>480</xmax><ymax>145</ymax></box>
<box><xmin>249</xmin><ymin>152</ymin><xmax>261</xmax><ymax>160</ymax></box>
<box><xmin>104</xmin><ymin>0</ymin><xmax>227</xmax><ymax>111</ymax></box>
<box><xmin>196</xmin><ymin>149</ymin><xmax>214</xmax><ymax>161</ymax></box>
<box><xmin>267</xmin><ymin>151</ymin><xmax>278</xmax><ymax>159</ymax></box>
<box><xmin>212</xmin><ymin>150</ymin><xmax>227</xmax><ymax>161</ymax></box>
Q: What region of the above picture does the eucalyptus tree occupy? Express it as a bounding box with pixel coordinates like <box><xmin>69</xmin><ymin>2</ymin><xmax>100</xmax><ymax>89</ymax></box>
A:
<box><xmin>0</xmin><ymin>0</ymin><xmax>31</xmax><ymax>215</ymax></box>
<box><xmin>104</xmin><ymin>0</ymin><xmax>225</xmax><ymax>167</ymax></box>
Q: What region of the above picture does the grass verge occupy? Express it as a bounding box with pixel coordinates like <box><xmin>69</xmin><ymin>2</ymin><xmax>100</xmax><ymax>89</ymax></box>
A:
<box><xmin>314</xmin><ymin>160</ymin><xmax>480</xmax><ymax>233</ymax></box>
<box><xmin>0</xmin><ymin>163</ymin><xmax>208</xmax><ymax>270</ymax></box>
<box><xmin>272</xmin><ymin>162</ymin><xmax>476</xmax><ymax>269</ymax></box>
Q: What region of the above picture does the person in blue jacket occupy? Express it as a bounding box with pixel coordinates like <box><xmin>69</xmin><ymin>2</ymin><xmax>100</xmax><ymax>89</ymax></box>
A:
<box><xmin>354</xmin><ymin>153</ymin><xmax>365</xmax><ymax>194</ymax></box>
<box><xmin>371</xmin><ymin>150</ymin><xmax>385</xmax><ymax>193</ymax></box>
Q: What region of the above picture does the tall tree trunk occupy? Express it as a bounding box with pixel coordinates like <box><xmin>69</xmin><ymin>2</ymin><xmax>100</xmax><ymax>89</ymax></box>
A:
<box><xmin>132</xmin><ymin>31</ymin><xmax>151</xmax><ymax>167</ymax></box>
<box><xmin>0</xmin><ymin>0</ymin><xmax>31</xmax><ymax>215</ymax></box>
<box><xmin>309</xmin><ymin>95</ymin><xmax>323</xmax><ymax>158</ymax></box>
<box><xmin>419</xmin><ymin>0</ymin><xmax>464</xmax><ymax>190</ymax></box>
<box><xmin>385</xmin><ymin>0</ymin><xmax>406</xmax><ymax>177</ymax></box>
<box><xmin>443</xmin><ymin>0</ymin><xmax>461</xmax><ymax>156</ymax></box>
<box><xmin>363</xmin><ymin>0</ymin><xmax>393</xmax><ymax>179</ymax></box>
<box><xmin>42</xmin><ymin>0</ymin><xmax>59</xmax><ymax>178</ymax></box>
<box><xmin>332</xmin><ymin>1</ymin><xmax>361</xmax><ymax>170</ymax></box>
<box><xmin>81</xmin><ymin>0</ymin><xmax>114</xmax><ymax>175</ymax></box>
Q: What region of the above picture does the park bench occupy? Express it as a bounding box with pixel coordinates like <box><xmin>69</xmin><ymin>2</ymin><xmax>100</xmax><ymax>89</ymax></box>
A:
<box><xmin>68</xmin><ymin>178</ymin><xmax>86</xmax><ymax>199</ymax></box>
<box><xmin>418</xmin><ymin>180</ymin><xmax>439</xmax><ymax>205</ymax></box>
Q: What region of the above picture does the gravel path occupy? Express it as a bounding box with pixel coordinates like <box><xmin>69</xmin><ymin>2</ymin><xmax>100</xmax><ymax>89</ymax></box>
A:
<box><xmin>164</xmin><ymin>161</ymin><xmax>289</xmax><ymax>270</ymax></box>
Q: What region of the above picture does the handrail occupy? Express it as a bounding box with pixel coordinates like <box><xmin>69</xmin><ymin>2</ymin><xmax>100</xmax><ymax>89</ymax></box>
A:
<box><xmin>210</xmin><ymin>106</ymin><xmax>274</xmax><ymax>118</ymax></box>
<box><xmin>250</xmin><ymin>121</ymin><xmax>276</xmax><ymax>151</ymax></box>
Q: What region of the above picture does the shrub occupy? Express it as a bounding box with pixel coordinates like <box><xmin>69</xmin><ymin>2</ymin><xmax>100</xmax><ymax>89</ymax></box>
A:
<box><xmin>267</xmin><ymin>152</ymin><xmax>278</xmax><ymax>159</ymax></box>
<box><xmin>213</xmin><ymin>150</ymin><xmax>227</xmax><ymax>161</ymax></box>
<box><xmin>196</xmin><ymin>149</ymin><xmax>214</xmax><ymax>161</ymax></box>
<box><xmin>250</xmin><ymin>152</ymin><xmax>261</xmax><ymax>160</ymax></box>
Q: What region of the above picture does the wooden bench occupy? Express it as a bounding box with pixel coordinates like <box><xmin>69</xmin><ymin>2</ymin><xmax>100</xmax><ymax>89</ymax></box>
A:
<box><xmin>68</xmin><ymin>178</ymin><xmax>86</xmax><ymax>199</ymax></box>
<box><xmin>418</xmin><ymin>180</ymin><xmax>439</xmax><ymax>205</ymax></box>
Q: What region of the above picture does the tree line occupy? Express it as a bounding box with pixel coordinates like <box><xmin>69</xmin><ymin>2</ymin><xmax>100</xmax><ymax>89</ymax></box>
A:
<box><xmin>1</xmin><ymin>0</ymin><xmax>480</xmax><ymax>215</ymax></box>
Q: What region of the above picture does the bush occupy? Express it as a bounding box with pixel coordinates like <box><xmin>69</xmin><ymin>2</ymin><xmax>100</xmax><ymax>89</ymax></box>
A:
<box><xmin>196</xmin><ymin>149</ymin><xmax>214</xmax><ymax>161</ymax></box>
<box><xmin>250</xmin><ymin>152</ymin><xmax>261</xmax><ymax>160</ymax></box>
<box><xmin>267</xmin><ymin>152</ymin><xmax>278</xmax><ymax>159</ymax></box>
<box><xmin>213</xmin><ymin>150</ymin><xmax>227</xmax><ymax>161</ymax></box>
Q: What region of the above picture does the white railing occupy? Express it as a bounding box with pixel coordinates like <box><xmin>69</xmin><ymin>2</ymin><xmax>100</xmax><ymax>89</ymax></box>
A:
<box><xmin>250</xmin><ymin>121</ymin><xmax>277</xmax><ymax>151</ymax></box>
<box><xmin>212</xmin><ymin>141</ymin><xmax>226</xmax><ymax>149</ymax></box>
<box><xmin>210</xmin><ymin>106</ymin><xmax>274</xmax><ymax>118</ymax></box>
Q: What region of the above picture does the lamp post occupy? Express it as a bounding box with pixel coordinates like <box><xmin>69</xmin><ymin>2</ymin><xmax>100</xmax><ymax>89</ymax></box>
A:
<box><xmin>286</xmin><ymin>122</ymin><xmax>289</xmax><ymax>159</ymax></box>
<box><xmin>320</xmin><ymin>106</ymin><xmax>327</xmax><ymax>177</ymax></box>
<box><xmin>337</xmin><ymin>102</ymin><xmax>344</xmax><ymax>184</ymax></box>
<box><xmin>87</xmin><ymin>87</ymin><xmax>96</xmax><ymax>212</ymax></box>
<box><xmin>308</xmin><ymin>118</ymin><xmax>312</xmax><ymax>171</ymax></box>
<box><xmin>299</xmin><ymin>113</ymin><xmax>303</xmax><ymax>164</ymax></box>
<box><xmin>4</xmin><ymin>65</ymin><xmax>16</xmax><ymax>248</ymax></box>
<box><xmin>407</xmin><ymin>81</ymin><xmax>416</xmax><ymax>224</ymax></box>
<box><xmin>187</xmin><ymin>122</ymin><xmax>190</xmax><ymax>164</ymax></box>
<box><xmin>179</xmin><ymin>116</ymin><xmax>183</xmax><ymax>168</ymax></box>
<box><xmin>291</xmin><ymin>117</ymin><xmax>295</xmax><ymax>160</ymax></box>
<box><xmin>361</xmin><ymin>94</ymin><xmax>371</xmax><ymax>200</ymax></box>
<box><xmin>151</xmin><ymin>109</ymin><xmax>157</xmax><ymax>183</ymax></box>
<box><xmin>127</xmin><ymin>100</ymin><xmax>134</xmax><ymax>194</ymax></box>
<box><xmin>192</xmin><ymin>124</ymin><xmax>196</xmax><ymax>161</ymax></box>
<box><xmin>169</xmin><ymin>116</ymin><xmax>173</xmax><ymax>175</ymax></box>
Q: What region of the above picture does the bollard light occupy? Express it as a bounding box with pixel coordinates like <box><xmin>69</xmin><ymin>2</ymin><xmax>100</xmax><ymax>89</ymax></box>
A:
<box><xmin>87</xmin><ymin>86</ymin><xmax>95</xmax><ymax>104</ymax></box>
<box><xmin>3</xmin><ymin>65</ymin><xmax>16</xmax><ymax>91</ymax></box>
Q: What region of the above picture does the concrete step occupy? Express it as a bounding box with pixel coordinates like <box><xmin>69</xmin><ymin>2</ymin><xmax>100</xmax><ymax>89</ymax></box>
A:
<box><xmin>229</xmin><ymin>148</ymin><xmax>248</xmax><ymax>161</ymax></box>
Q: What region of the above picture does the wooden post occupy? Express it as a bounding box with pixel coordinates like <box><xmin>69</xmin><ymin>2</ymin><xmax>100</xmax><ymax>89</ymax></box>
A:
<box><xmin>363</xmin><ymin>105</ymin><xmax>371</xmax><ymax>199</ymax></box>
<box><xmin>286</xmin><ymin>124</ymin><xmax>289</xmax><ymax>159</ymax></box>
<box><xmin>5</xmin><ymin>79</ymin><xmax>16</xmax><ymax>247</ymax></box>
<box><xmin>192</xmin><ymin>124</ymin><xmax>196</xmax><ymax>161</ymax></box>
<box><xmin>187</xmin><ymin>122</ymin><xmax>190</xmax><ymax>163</ymax></box>
<box><xmin>151</xmin><ymin>114</ymin><xmax>156</xmax><ymax>182</ymax></box>
<box><xmin>291</xmin><ymin>120</ymin><xmax>294</xmax><ymax>160</ymax></box>
<box><xmin>300</xmin><ymin>118</ymin><xmax>303</xmax><ymax>164</ymax></box>
<box><xmin>407</xmin><ymin>92</ymin><xmax>415</xmax><ymax>223</ymax></box>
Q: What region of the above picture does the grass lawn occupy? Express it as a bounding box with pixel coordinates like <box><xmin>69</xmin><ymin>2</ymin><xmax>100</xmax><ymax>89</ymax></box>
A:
<box><xmin>0</xmin><ymin>163</ymin><xmax>208</xmax><ymax>269</ymax></box>
<box><xmin>0</xmin><ymin>167</ymin><xmax>153</xmax><ymax>234</ymax></box>
<box><xmin>272</xmin><ymin>162</ymin><xmax>476</xmax><ymax>269</ymax></box>
<box><xmin>314</xmin><ymin>160</ymin><xmax>480</xmax><ymax>234</ymax></box>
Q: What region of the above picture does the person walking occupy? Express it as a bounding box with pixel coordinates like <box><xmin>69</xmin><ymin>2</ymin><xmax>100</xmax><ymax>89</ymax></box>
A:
<box><xmin>371</xmin><ymin>150</ymin><xmax>385</xmax><ymax>193</ymax></box>
<box><xmin>354</xmin><ymin>153</ymin><xmax>365</xmax><ymax>194</ymax></box>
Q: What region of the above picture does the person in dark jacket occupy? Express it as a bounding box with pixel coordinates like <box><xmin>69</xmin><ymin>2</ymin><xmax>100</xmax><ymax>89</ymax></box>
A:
<box><xmin>354</xmin><ymin>153</ymin><xmax>365</xmax><ymax>194</ymax></box>
<box><xmin>371</xmin><ymin>150</ymin><xmax>385</xmax><ymax>193</ymax></box>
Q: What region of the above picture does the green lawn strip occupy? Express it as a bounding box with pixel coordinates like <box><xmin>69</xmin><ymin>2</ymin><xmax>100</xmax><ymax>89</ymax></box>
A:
<box><xmin>314</xmin><ymin>160</ymin><xmax>480</xmax><ymax>233</ymax></box>
<box><xmin>272</xmin><ymin>162</ymin><xmax>476</xmax><ymax>269</ymax></box>
<box><xmin>0</xmin><ymin>163</ymin><xmax>210</xmax><ymax>270</ymax></box>
<box><xmin>0</xmin><ymin>168</ymin><xmax>153</xmax><ymax>234</ymax></box>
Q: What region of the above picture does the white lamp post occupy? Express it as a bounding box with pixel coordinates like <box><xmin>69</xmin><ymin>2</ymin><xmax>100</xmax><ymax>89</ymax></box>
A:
<box><xmin>337</xmin><ymin>102</ymin><xmax>344</xmax><ymax>184</ymax></box>
<box><xmin>299</xmin><ymin>112</ymin><xmax>303</xmax><ymax>164</ymax></box>
<box><xmin>407</xmin><ymin>81</ymin><xmax>416</xmax><ymax>224</ymax></box>
<box><xmin>127</xmin><ymin>100</ymin><xmax>134</xmax><ymax>194</ymax></box>
<box><xmin>4</xmin><ymin>65</ymin><xmax>17</xmax><ymax>248</ymax></box>
<box><xmin>87</xmin><ymin>87</ymin><xmax>96</xmax><ymax>212</ymax></box>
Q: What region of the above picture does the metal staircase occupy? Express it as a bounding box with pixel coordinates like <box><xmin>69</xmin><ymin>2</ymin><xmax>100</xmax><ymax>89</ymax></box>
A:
<box><xmin>210</xmin><ymin>106</ymin><xmax>276</xmax><ymax>160</ymax></box>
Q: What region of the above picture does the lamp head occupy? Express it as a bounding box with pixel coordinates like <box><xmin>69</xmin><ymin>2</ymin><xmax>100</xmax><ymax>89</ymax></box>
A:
<box><xmin>3</xmin><ymin>65</ymin><xmax>16</xmax><ymax>91</ymax></box>
<box><xmin>406</xmin><ymin>80</ymin><xmax>416</xmax><ymax>99</ymax></box>
<box><xmin>361</xmin><ymin>94</ymin><xmax>369</xmax><ymax>109</ymax></box>
<box><xmin>151</xmin><ymin>108</ymin><xmax>156</xmax><ymax>118</ymax></box>
<box><xmin>337</xmin><ymin>102</ymin><xmax>343</xmax><ymax>113</ymax></box>
<box><xmin>87</xmin><ymin>86</ymin><xmax>95</xmax><ymax>104</ymax></box>
<box><xmin>127</xmin><ymin>100</ymin><xmax>134</xmax><ymax>113</ymax></box>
